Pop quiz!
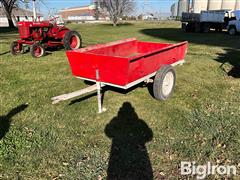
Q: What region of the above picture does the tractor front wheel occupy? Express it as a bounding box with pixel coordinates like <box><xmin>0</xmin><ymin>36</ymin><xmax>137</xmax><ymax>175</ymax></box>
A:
<box><xmin>30</xmin><ymin>43</ymin><xmax>45</xmax><ymax>58</ymax></box>
<box><xmin>11</xmin><ymin>41</ymin><xmax>23</xmax><ymax>55</ymax></box>
<box><xmin>63</xmin><ymin>31</ymin><xmax>82</xmax><ymax>50</ymax></box>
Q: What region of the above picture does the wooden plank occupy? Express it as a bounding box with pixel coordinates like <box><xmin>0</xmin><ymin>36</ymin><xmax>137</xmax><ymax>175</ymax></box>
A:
<box><xmin>51</xmin><ymin>84</ymin><xmax>98</xmax><ymax>104</ymax></box>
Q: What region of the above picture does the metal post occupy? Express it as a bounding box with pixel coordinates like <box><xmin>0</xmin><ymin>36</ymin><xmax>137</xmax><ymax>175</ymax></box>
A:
<box><xmin>96</xmin><ymin>81</ymin><xmax>102</xmax><ymax>113</ymax></box>
<box><xmin>32</xmin><ymin>0</ymin><xmax>37</xmax><ymax>21</ymax></box>
<box><xmin>95</xmin><ymin>69</ymin><xmax>102</xmax><ymax>113</ymax></box>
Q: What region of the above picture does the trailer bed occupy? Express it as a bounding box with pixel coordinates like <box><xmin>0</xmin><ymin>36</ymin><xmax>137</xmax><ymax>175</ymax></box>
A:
<box><xmin>66</xmin><ymin>38</ymin><xmax>188</xmax><ymax>87</ymax></box>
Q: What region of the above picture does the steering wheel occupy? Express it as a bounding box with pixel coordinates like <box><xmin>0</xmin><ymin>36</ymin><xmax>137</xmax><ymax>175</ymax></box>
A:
<box><xmin>49</xmin><ymin>15</ymin><xmax>59</xmax><ymax>24</ymax></box>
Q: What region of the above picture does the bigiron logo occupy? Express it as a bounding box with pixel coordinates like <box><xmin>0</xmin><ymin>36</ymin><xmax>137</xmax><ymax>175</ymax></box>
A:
<box><xmin>180</xmin><ymin>161</ymin><xmax>237</xmax><ymax>179</ymax></box>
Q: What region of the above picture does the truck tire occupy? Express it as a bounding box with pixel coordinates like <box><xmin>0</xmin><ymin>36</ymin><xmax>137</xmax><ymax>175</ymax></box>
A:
<box><xmin>215</xmin><ymin>24</ymin><xmax>222</xmax><ymax>32</ymax></box>
<box><xmin>185</xmin><ymin>23</ymin><xmax>195</xmax><ymax>32</ymax></box>
<box><xmin>182</xmin><ymin>23</ymin><xmax>187</xmax><ymax>32</ymax></box>
<box><xmin>63</xmin><ymin>31</ymin><xmax>82</xmax><ymax>50</ymax></box>
<box><xmin>194</xmin><ymin>22</ymin><xmax>201</xmax><ymax>33</ymax></box>
<box><xmin>30</xmin><ymin>43</ymin><xmax>45</xmax><ymax>58</ymax></box>
<box><xmin>228</xmin><ymin>26</ymin><xmax>237</xmax><ymax>36</ymax></box>
<box><xmin>184</xmin><ymin>24</ymin><xmax>190</xmax><ymax>32</ymax></box>
<box><xmin>10</xmin><ymin>41</ymin><xmax>23</xmax><ymax>55</ymax></box>
<box><xmin>215</xmin><ymin>27</ymin><xmax>222</xmax><ymax>32</ymax></box>
<box><xmin>202</xmin><ymin>23</ymin><xmax>210</xmax><ymax>33</ymax></box>
<box><xmin>153</xmin><ymin>65</ymin><xmax>176</xmax><ymax>101</ymax></box>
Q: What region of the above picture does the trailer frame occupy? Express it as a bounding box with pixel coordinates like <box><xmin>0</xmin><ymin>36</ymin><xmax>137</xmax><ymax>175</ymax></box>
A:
<box><xmin>51</xmin><ymin>60</ymin><xmax>185</xmax><ymax>113</ymax></box>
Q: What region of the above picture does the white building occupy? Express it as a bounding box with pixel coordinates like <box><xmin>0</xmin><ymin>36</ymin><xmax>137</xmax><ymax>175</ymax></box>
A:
<box><xmin>0</xmin><ymin>7</ymin><xmax>43</xmax><ymax>27</ymax></box>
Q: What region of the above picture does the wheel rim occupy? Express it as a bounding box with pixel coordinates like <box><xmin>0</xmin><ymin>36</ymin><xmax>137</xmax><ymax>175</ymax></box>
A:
<box><xmin>13</xmin><ymin>44</ymin><xmax>22</xmax><ymax>54</ymax></box>
<box><xmin>162</xmin><ymin>71</ymin><xmax>174</xmax><ymax>97</ymax></box>
<box><xmin>70</xmin><ymin>35</ymin><xmax>80</xmax><ymax>49</ymax></box>
<box><xmin>34</xmin><ymin>46</ymin><xmax>43</xmax><ymax>57</ymax></box>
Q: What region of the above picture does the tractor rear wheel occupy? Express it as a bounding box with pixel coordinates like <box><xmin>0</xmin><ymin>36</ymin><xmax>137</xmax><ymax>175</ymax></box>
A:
<box><xmin>63</xmin><ymin>31</ymin><xmax>82</xmax><ymax>50</ymax></box>
<box><xmin>11</xmin><ymin>41</ymin><xmax>23</xmax><ymax>55</ymax></box>
<box><xmin>30</xmin><ymin>43</ymin><xmax>45</xmax><ymax>58</ymax></box>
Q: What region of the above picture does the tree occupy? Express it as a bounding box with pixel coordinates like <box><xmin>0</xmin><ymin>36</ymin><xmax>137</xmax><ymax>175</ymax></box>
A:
<box><xmin>93</xmin><ymin>0</ymin><xmax>100</xmax><ymax>20</ymax></box>
<box><xmin>0</xmin><ymin>0</ymin><xmax>29</xmax><ymax>28</ymax></box>
<box><xmin>101</xmin><ymin>0</ymin><xmax>134</xmax><ymax>26</ymax></box>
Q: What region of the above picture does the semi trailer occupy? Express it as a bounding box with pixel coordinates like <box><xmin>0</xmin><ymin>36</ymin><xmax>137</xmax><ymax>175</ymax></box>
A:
<box><xmin>181</xmin><ymin>10</ymin><xmax>239</xmax><ymax>33</ymax></box>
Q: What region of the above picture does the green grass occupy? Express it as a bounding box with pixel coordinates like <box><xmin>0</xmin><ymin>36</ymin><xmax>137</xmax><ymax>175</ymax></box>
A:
<box><xmin>0</xmin><ymin>21</ymin><xmax>240</xmax><ymax>179</ymax></box>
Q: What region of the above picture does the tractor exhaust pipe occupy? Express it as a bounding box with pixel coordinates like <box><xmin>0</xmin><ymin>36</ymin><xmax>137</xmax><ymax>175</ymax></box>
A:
<box><xmin>32</xmin><ymin>0</ymin><xmax>37</xmax><ymax>21</ymax></box>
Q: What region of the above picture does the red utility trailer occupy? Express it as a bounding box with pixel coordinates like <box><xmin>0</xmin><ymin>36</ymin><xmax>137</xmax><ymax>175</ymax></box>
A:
<box><xmin>52</xmin><ymin>38</ymin><xmax>188</xmax><ymax>113</ymax></box>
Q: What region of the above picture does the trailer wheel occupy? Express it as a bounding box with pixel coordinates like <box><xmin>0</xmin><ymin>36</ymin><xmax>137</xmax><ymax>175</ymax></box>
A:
<box><xmin>228</xmin><ymin>26</ymin><xmax>237</xmax><ymax>36</ymax></box>
<box><xmin>30</xmin><ymin>43</ymin><xmax>45</xmax><ymax>58</ymax></box>
<box><xmin>10</xmin><ymin>41</ymin><xmax>23</xmax><ymax>55</ymax></box>
<box><xmin>153</xmin><ymin>65</ymin><xmax>176</xmax><ymax>101</ymax></box>
<box><xmin>63</xmin><ymin>31</ymin><xmax>82</xmax><ymax>50</ymax></box>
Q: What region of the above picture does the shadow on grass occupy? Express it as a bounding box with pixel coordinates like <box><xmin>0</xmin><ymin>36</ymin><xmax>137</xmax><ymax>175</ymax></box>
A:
<box><xmin>106</xmin><ymin>82</ymin><xmax>147</xmax><ymax>95</ymax></box>
<box><xmin>100</xmin><ymin>22</ymin><xmax>134</xmax><ymax>27</ymax></box>
<box><xmin>0</xmin><ymin>104</ymin><xmax>28</xmax><ymax>140</ymax></box>
<box><xmin>0</xmin><ymin>27</ymin><xmax>18</xmax><ymax>34</ymax></box>
<box><xmin>46</xmin><ymin>45</ymin><xmax>65</xmax><ymax>52</ymax></box>
<box><xmin>69</xmin><ymin>82</ymin><xmax>147</xmax><ymax>105</ymax></box>
<box><xmin>216</xmin><ymin>48</ymin><xmax>240</xmax><ymax>78</ymax></box>
<box><xmin>140</xmin><ymin>28</ymin><xmax>240</xmax><ymax>49</ymax></box>
<box><xmin>0</xmin><ymin>51</ymin><xmax>10</xmax><ymax>56</ymax></box>
<box><xmin>105</xmin><ymin>102</ymin><xmax>153</xmax><ymax>180</ymax></box>
<box><xmin>69</xmin><ymin>92</ymin><xmax>97</xmax><ymax>105</ymax></box>
<box><xmin>147</xmin><ymin>82</ymin><xmax>154</xmax><ymax>99</ymax></box>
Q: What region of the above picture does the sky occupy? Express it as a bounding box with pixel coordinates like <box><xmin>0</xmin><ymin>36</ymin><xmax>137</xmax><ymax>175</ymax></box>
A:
<box><xmin>36</xmin><ymin>0</ymin><xmax>177</xmax><ymax>16</ymax></box>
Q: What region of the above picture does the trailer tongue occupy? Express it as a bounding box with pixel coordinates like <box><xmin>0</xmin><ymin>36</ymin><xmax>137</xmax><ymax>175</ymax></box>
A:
<box><xmin>52</xmin><ymin>38</ymin><xmax>188</xmax><ymax>113</ymax></box>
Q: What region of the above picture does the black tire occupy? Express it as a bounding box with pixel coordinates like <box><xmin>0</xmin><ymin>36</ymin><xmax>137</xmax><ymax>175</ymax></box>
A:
<box><xmin>182</xmin><ymin>23</ymin><xmax>188</xmax><ymax>32</ymax></box>
<box><xmin>153</xmin><ymin>65</ymin><xmax>176</xmax><ymax>101</ymax></box>
<box><xmin>185</xmin><ymin>24</ymin><xmax>190</xmax><ymax>32</ymax></box>
<box><xmin>194</xmin><ymin>22</ymin><xmax>201</xmax><ymax>33</ymax></box>
<box><xmin>228</xmin><ymin>26</ymin><xmax>237</xmax><ymax>36</ymax></box>
<box><xmin>10</xmin><ymin>41</ymin><xmax>23</xmax><ymax>55</ymax></box>
<box><xmin>215</xmin><ymin>25</ymin><xmax>222</xmax><ymax>32</ymax></box>
<box><xmin>219</xmin><ymin>28</ymin><xmax>223</xmax><ymax>32</ymax></box>
<box><xmin>30</xmin><ymin>43</ymin><xmax>45</xmax><ymax>58</ymax></box>
<box><xmin>63</xmin><ymin>31</ymin><xmax>82</xmax><ymax>50</ymax></box>
<box><xmin>185</xmin><ymin>23</ymin><xmax>194</xmax><ymax>33</ymax></box>
<box><xmin>202</xmin><ymin>23</ymin><xmax>210</xmax><ymax>33</ymax></box>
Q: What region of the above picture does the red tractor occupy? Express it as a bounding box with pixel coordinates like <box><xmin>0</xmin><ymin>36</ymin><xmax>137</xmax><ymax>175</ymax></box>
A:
<box><xmin>11</xmin><ymin>17</ymin><xmax>82</xmax><ymax>58</ymax></box>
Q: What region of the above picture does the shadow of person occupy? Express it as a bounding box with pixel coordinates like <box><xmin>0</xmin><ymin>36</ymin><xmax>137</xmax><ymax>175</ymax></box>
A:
<box><xmin>105</xmin><ymin>102</ymin><xmax>153</xmax><ymax>180</ymax></box>
<box><xmin>0</xmin><ymin>104</ymin><xmax>28</xmax><ymax>140</ymax></box>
